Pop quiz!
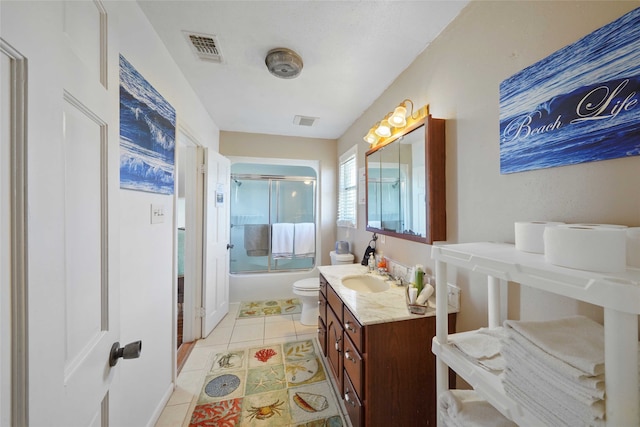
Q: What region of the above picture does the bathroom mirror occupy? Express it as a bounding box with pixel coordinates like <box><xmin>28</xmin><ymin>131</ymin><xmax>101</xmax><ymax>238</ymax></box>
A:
<box><xmin>366</xmin><ymin>115</ymin><xmax>446</xmax><ymax>244</ymax></box>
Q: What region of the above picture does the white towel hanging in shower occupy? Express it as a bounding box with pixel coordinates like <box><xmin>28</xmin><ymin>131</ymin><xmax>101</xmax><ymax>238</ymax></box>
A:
<box><xmin>294</xmin><ymin>222</ymin><xmax>315</xmax><ymax>256</ymax></box>
<box><xmin>272</xmin><ymin>223</ymin><xmax>294</xmax><ymax>257</ymax></box>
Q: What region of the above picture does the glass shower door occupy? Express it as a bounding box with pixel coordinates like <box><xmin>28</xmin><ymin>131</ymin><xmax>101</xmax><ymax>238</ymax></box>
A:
<box><xmin>271</xmin><ymin>179</ymin><xmax>316</xmax><ymax>271</ymax></box>
<box><xmin>229</xmin><ymin>178</ymin><xmax>270</xmax><ymax>273</ymax></box>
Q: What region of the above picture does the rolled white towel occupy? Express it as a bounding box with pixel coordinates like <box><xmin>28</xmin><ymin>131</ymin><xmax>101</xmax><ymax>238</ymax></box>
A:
<box><xmin>438</xmin><ymin>390</ymin><xmax>517</xmax><ymax>427</ymax></box>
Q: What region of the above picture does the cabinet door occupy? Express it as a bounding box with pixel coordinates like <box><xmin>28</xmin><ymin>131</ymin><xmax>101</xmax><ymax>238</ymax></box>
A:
<box><xmin>317</xmin><ymin>317</ymin><xmax>327</xmax><ymax>356</ymax></box>
<box><xmin>326</xmin><ymin>305</ymin><xmax>343</xmax><ymax>389</ymax></box>
<box><xmin>319</xmin><ymin>291</ymin><xmax>327</xmax><ymax>330</ymax></box>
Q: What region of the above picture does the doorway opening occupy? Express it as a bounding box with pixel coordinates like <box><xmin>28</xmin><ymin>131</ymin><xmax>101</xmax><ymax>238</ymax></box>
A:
<box><xmin>175</xmin><ymin>131</ymin><xmax>202</xmax><ymax>372</ymax></box>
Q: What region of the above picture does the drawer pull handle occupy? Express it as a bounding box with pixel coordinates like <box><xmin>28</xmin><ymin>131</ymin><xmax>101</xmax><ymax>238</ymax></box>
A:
<box><xmin>344</xmin><ymin>350</ymin><xmax>357</xmax><ymax>363</ymax></box>
<box><xmin>344</xmin><ymin>391</ymin><xmax>356</xmax><ymax>407</ymax></box>
<box><xmin>344</xmin><ymin>321</ymin><xmax>357</xmax><ymax>333</ymax></box>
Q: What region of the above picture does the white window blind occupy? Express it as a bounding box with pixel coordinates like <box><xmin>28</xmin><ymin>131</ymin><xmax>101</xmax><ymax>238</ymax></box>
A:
<box><xmin>337</xmin><ymin>145</ymin><xmax>357</xmax><ymax>228</ymax></box>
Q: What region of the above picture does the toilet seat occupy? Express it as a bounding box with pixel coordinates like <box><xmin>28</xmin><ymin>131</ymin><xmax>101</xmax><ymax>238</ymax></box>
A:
<box><xmin>293</xmin><ymin>277</ymin><xmax>320</xmax><ymax>291</ymax></box>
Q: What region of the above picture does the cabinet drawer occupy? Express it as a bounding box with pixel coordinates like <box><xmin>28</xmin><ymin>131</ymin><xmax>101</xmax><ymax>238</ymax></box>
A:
<box><xmin>343</xmin><ymin>306</ymin><xmax>364</xmax><ymax>351</ymax></box>
<box><xmin>326</xmin><ymin>284</ymin><xmax>343</xmax><ymax>324</ymax></box>
<box><xmin>317</xmin><ymin>317</ymin><xmax>326</xmax><ymax>356</ymax></box>
<box><xmin>343</xmin><ymin>334</ymin><xmax>364</xmax><ymax>400</ymax></box>
<box><xmin>343</xmin><ymin>370</ymin><xmax>364</xmax><ymax>427</ymax></box>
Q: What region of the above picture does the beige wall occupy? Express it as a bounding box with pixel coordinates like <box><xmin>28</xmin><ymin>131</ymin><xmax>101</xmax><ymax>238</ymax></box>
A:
<box><xmin>220</xmin><ymin>131</ymin><xmax>337</xmax><ymax>265</ymax></box>
<box><xmin>337</xmin><ymin>1</ymin><xmax>640</xmax><ymax>332</ymax></box>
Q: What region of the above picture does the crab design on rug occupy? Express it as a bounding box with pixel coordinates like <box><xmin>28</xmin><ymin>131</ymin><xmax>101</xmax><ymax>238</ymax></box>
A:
<box><xmin>246</xmin><ymin>399</ymin><xmax>284</xmax><ymax>421</ymax></box>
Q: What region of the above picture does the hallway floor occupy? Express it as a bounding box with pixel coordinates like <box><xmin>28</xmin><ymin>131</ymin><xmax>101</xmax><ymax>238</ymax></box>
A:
<box><xmin>156</xmin><ymin>302</ymin><xmax>321</xmax><ymax>426</ymax></box>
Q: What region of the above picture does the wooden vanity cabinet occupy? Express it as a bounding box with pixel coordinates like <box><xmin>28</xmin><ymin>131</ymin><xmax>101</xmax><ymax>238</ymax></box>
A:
<box><xmin>318</xmin><ymin>273</ymin><xmax>457</xmax><ymax>427</ymax></box>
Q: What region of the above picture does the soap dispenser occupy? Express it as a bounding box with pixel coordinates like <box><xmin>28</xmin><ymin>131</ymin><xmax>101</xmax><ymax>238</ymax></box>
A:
<box><xmin>368</xmin><ymin>253</ymin><xmax>375</xmax><ymax>272</ymax></box>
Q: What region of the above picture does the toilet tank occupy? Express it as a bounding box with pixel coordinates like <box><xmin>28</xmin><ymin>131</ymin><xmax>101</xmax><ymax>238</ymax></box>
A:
<box><xmin>330</xmin><ymin>250</ymin><xmax>354</xmax><ymax>265</ymax></box>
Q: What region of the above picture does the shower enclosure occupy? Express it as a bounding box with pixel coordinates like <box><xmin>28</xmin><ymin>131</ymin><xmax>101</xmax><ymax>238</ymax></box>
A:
<box><xmin>229</xmin><ymin>163</ymin><xmax>317</xmax><ymax>274</ymax></box>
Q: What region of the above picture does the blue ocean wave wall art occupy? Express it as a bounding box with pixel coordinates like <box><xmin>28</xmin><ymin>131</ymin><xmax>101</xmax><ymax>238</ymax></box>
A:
<box><xmin>499</xmin><ymin>7</ymin><xmax>640</xmax><ymax>174</ymax></box>
<box><xmin>119</xmin><ymin>55</ymin><xmax>176</xmax><ymax>194</ymax></box>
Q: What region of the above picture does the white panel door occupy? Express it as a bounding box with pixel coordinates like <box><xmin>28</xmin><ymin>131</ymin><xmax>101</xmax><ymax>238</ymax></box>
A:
<box><xmin>202</xmin><ymin>149</ymin><xmax>230</xmax><ymax>337</ymax></box>
<box><xmin>1</xmin><ymin>46</ymin><xmax>12</xmax><ymax>427</ymax></box>
<box><xmin>59</xmin><ymin>2</ymin><xmax>119</xmax><ymax>426</ymax></box>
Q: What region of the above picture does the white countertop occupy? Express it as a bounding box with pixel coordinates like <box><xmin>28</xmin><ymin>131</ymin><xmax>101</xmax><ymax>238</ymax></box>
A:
<box><xmin>318</xmin><ymin>264</ymin><xmax>455</xmax><ymax>326</ymax></box>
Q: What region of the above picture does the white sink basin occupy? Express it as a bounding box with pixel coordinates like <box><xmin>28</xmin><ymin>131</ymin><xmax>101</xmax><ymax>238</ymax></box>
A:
<box><xmin>341</xmin><ymin>274</ymin><xmax>390</xmax><ymax>293</ymax></box>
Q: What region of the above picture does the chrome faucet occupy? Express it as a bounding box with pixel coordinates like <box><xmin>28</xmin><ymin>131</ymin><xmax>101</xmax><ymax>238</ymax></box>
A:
<box><xmin>381</xmin><ymin>271</ymin><xmax>405</xmax><ymax>286</ymax></box>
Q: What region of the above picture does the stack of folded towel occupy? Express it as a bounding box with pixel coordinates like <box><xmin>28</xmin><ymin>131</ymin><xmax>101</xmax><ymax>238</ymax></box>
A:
<box><xmin>502</xmin><ymin>315</ymin><xmax>607</xmax><ymax>427</ymax></box>
<box><xmin>438</xmin><ymin>389</ymin><xmax>517</xmax><ymax>427</ymax></box>
<box><xmin>449</xmin><ymin>327</ymin><xmax>507</xmax><ymax>372</ymax></box>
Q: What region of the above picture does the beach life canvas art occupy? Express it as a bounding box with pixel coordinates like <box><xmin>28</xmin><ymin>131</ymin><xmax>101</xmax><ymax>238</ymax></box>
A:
<box><xmin>119</xmin><ymin>55</ymin><xmax>176</xmax><ymax>194</ymax></box>
<box><xmin>499</xmin><ymin>7</ymin><xmax>640</xmax><ymax>174</ymax></box>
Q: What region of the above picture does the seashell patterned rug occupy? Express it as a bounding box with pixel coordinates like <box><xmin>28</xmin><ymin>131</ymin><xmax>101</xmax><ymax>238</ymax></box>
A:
<box><xmin>188</xmin><ymin>338</ymin><xmax>346</xmax><ymax>426</ymax></box>
<box><xmin>237</xmin><ymin>299</ymin><xmax>302</xmax><ymax>319</ymax></box>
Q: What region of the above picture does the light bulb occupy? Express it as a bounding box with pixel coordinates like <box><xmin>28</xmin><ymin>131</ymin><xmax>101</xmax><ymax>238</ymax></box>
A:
<box><xmin>364</xmin><ymin>128</ymin><xmax>379</xmax><ymax>144</ymax></box>
<box><xmin>375</xmin><ymin>119</ymin><xmax>391</xmax><ymax>137</ymax></box>
<box><xmin>390</xmin><ymin>105</ymin><xmax>407</xmax><ymax>128</ymax></box>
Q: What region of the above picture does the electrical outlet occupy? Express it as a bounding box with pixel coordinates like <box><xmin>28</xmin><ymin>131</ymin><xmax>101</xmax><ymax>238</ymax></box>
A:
<box><xmin>447</xmin><ymin>284</ymin><xmax>461</xmax><ymax>311</ymax></box>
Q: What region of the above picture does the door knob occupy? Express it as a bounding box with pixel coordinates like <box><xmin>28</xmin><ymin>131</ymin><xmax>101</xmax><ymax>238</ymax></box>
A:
<box><xmin>109</xmin><ymin>340</ymin><xmax>142</xmax><ymax>367</ymax></box>
<box><xmin>226</xmin><ymin>243</ymin><xmax>234</xmax><ymax>250</ymax></box>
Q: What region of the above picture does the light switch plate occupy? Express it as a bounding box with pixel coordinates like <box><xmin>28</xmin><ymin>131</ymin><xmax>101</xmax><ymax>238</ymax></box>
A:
<box><xmin>151</xmin><ymin>204</ymin><xmax>165</xmax><ymax>224</ymax></box>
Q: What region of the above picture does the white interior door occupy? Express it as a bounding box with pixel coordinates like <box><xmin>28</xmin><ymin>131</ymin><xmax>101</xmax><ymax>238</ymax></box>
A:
<box><xmin>1</xmin><ymin>39</ymin><xmax>27</xmax><ymax>427</ymax></box>
<box><xmin>1</xmin><ymin>44</ymin><xmax>13</xmax><ymax>427</ymax></box>
<box><xmin>59</xmin><ymin>2</ymin><xmax>119</xmax><ymax>425</ymax></box>
<box><xmin>202</xmin><ymin>149</ymin><xmax>230</xmax><ymax>337</ymax></box>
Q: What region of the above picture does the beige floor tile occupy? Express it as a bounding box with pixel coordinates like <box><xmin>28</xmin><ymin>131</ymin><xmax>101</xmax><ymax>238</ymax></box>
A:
<box><xmin>265</xmin><ymin>314</ymin><xmax>293</xmax><ymax>323</ymax></box>
<box><xmin>294</xmin><ymin>320</ymin><xmax>317</xmax><ymax>335</ymax></box>
<box><xmin>264</xmin><ymin>320</ymin><xmax>297</xmax><ymax>339</ymax></box>
<box><xmin>263</xmin><ymin>336</ymin><xmax>294</xmax><ymax>346</ymax></box>
<box><xmin>196</xmin><ymin>325</ymin><xmax>233</xmax><ymax>347</ymax></box>
<box><xmin>234</xmin><ymin>316</ymin><xmax>265</xmax><ymax>326</ymax></box>
<box><xmin>154</xmin><ymin>402</ymin><xmax>191</xmax><ymax>427</ymax></box>
<box><xmin>180</xmin><ymin>346</ymin><xmax>216</xmax><ymax>372</ymax></box>
<box><xmin>230</xmin><ymin>323</ymin><xmax>264</xmax><ymax>342</ymax></box>
<box><xmin>227</xmin><ymin>339</ymin><xmax>263</xmax><ymax>350</ymax></box>
<box><xmin>296</xmin><ymin>332</ymin><xmax>318</xmax><ymax>342</ymax></box>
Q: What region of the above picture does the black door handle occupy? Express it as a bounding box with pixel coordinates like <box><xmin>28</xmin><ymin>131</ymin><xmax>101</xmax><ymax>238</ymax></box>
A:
<box><xmin>227</xmin><ymin>243</ymin><xmax>234</xmax><ymax>250</ymax></box>
<box><xmin>109</xmin><ymin>340</ymin><xmax>142</xmax><ymax>367</ymax></box>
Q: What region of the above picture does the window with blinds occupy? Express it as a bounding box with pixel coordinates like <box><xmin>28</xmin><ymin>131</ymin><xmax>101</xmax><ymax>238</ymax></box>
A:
<box><xmin>337</xmin><ymin>145</ymin><xmax>358</xmax><ymax>228</ymax></box>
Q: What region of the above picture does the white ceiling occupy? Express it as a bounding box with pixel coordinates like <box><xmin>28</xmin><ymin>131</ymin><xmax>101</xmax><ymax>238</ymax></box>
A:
<box><xmin>138</xmin><ymin>0</ymin><xmax>469</xmax><ymax>140</ymax></box>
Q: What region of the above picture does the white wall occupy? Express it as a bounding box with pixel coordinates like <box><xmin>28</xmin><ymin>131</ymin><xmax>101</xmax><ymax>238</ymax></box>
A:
<box><xmin>113</xmin><ymin>2</ymin><xmax>219</xmax><ymax>426</ymax></box>
<box><xmin>337</xmin><ymin>1</ymin><xmax>640</xmax><ymax>332</ymax></box>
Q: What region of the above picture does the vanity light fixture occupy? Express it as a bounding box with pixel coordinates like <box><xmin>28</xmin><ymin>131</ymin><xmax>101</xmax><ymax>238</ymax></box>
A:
<box><xmin>364</xmin><ymin>125</ymin><xmax>380</xmax><ymax>145</ymax></box>
<box><xmin>364</xmin><ymin>99</ymin><xmax>428</xmax><ymax>146</ymax></box>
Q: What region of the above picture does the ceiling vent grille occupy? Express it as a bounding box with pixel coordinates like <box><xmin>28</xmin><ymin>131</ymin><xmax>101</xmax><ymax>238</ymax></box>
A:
<box><xmin>294</xmin><ymin>115</ymin><xmax>318</xmax><ymax>127</ymax></box>
<box><xmin>183</xmin><ymin>31</ymin><xmax>223</xmax><ymax>63</ymax></box>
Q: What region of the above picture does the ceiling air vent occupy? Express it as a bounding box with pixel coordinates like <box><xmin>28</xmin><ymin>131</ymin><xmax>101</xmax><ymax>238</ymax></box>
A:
<box><xmin>183</xmin><ymin>31</ymin><xmax>223</xmax><ymax>63</ymax></box>
<box><xmin>293</xmin><ymin>115</ymin><xmax>318</xmax><ymax>127</ymax></box>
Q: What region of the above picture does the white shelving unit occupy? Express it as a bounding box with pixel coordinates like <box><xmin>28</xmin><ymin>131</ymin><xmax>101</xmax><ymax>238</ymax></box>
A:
<box><xmin>431</xmin><ymin>242</ymin><xmax>640</xmax><ymax>426</ymax></box>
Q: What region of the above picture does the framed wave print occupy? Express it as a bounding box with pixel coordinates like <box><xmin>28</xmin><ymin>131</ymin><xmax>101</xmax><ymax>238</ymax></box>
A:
<box><xmin>119</xmin><ymin>55</ymin><xmax>176</xmax><ymax>194</ymax></box>
<box><xmin>499</xmin><ymin>7</ymin><xmax>640</xmax><ymax>174</ymax></box>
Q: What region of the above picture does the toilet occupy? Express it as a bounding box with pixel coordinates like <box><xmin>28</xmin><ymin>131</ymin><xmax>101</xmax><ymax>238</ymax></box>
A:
<box><xmin>293</xmin><ymin>249</ymin><xmax>354</xmax><ymax>325</ymax></box>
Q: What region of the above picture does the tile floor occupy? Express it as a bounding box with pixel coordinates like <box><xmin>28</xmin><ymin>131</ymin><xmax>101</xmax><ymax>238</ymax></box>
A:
<box><xmin>155</xmin><ymin>302</ymin><xmax>320</xmax><ymax>427</ymax></box>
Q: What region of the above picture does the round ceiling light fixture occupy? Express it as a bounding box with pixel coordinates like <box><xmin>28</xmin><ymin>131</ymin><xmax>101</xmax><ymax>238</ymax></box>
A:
<box><xmin>265</xmin><ymin>48</ymin><xmax>303</xmax><ymax>79</ymax></box>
